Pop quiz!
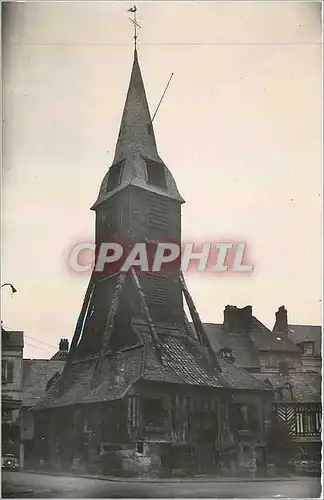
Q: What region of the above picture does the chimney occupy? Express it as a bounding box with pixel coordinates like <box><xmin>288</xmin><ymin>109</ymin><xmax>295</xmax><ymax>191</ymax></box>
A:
<box><xmin>273</xmin><ymin>306</ymin><xmax>288</xmax><ymax>337</ymax></box>
<box><xmin>59</xmin><ymin>338</ymin><xmax>69</xmax><ymax>352</ymax></box>
<box><xmin>223</xmin><ymin>305</ymin><xmax>252</xmax><ymax>333</ymax></box>
<box><xmin>223</xmin><ymin>305</ymin><xmax>239</xmax><ymax>332</ymax></box>
<box><xmin>241</xmin><ymin>305</ymin><xmax>253</xmax><ymax>331</ymax></box>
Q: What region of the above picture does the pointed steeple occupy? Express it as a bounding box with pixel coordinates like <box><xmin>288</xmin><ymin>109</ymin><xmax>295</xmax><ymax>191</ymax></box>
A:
<box><xmin>113</xmin><ymin>49</ymin><xmax>159</xmax><ymax>164</ymax></box>
<box><xmin>92</xmin><ymin>49</ymin><xmax>184</xmax><ymax>209</ymax></box>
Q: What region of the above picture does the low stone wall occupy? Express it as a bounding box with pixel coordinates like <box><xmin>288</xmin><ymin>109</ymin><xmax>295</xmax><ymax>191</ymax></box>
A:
<box><xmin>101</xmin><ymin>442</ymin><xmax>163</xmax><ymax>478</ymax></box>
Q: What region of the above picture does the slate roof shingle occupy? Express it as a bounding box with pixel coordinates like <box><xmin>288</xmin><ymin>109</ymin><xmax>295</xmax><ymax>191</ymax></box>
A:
<box><xmin>35</xmin><ymin>318</ymin><xmax>270</xmax><ymax>410</ymax></box>
<box><xmin>288</xmin><ymin>324</ymin><xmax>322</xmax><ymax>356</ymax></box>
<box><xmin>22</xmin><ymin>359</ymin><xmax>66</xmax><ymax>407</ymax></box>
<box><xmin>202</xmin><ymin>316</ymin><xmax>301</xmax><ymax>370</ymax></box>
<box><xmin>255</xmin><ymin>372</ymin><xmax>321</xmax><ymax>403</ymax></box>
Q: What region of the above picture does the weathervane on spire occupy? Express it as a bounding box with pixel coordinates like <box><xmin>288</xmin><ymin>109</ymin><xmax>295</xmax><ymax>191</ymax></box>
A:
<box><xmin>128</xmin><ymin>5</ymin><xmax>142</xmax><ymax>49</ymax></box>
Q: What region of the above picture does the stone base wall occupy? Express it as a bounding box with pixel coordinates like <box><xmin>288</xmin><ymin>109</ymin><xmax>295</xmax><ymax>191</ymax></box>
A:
<box><xmin>100</xmin><ymin>442</ymin><xmax>166</xmax><ymax>477</ymax></box>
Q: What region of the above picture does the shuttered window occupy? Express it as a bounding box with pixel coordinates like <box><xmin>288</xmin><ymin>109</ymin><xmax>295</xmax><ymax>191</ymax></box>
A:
<box><xmin>147</xmin><ymin>193</ymin><xmax>168</xmax><ymax>230</ymax></box>
<box><xmin>2</xmin><ymin>361</ymin><xmax>14</xmax><ymax>383</ymax></box>
<box><xmin>145</xmin><ymin>159</ymin><xmax>167</xmax><ymax>189</ymax></box>
<box><xmin>143</xmin><ymin>273</ymin><xmax>170</xmax><ymax>306</ymax></box>
<box><xmin>106</xmin><ymin>161</ymin><xmax>124</xmax><ymax>192</ymax></box>
<box><xmin>7</xmin><ymin>362</ymin><xmax>14</xmax><ymax>383</ymax></box>
<box><xmin>2</xmin><ymin>362</ymin><xmax>6</xmax><ymax>383</ymax></box>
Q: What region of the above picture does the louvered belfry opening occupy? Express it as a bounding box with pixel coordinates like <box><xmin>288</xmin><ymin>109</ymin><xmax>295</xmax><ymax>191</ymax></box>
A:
<box><xmin>147</xmin><ymin>192</ymin><xmax>168</xmax><ymax>230</ymax></box>
<box><xmin>106</xmin><ymin>160</ymin><xmax>124</xmax><ymax>193</ymax></box>
<box><xmin>145</xmin><ymin>158</ymin><xmax>167</xmax><ymax>189</ymax></box>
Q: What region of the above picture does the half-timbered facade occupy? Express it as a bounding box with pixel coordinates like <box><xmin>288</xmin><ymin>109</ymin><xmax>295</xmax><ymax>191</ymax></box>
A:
<box><xmin>204</xmin><ymin>305</ymin><xmax>322</xmax><ymax>474</ymax></box>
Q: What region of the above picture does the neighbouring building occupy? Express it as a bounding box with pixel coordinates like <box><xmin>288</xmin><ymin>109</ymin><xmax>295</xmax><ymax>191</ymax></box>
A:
<box><xmin>204</xmin><ymin>305</ymin><xmax>322</xmax><ymax>473</ymax></box>
<box><xmin>20</xmin><ymin>340</ymin><xmax>68</xmax><ymax>469</ymax></box>
<box><xmin>1</xmin><ymin>326</ymin><xmax>24</xmax><ymax>458</ymax></box>
<box><xmin>32</xmin><ymin>47</ymin><xmax>273</xmax><ymax>478</ymax></box>
<box><xmin>288</xmin><ymin>324</ymin><xmax>321</xmax><ymax>374</ymax></box>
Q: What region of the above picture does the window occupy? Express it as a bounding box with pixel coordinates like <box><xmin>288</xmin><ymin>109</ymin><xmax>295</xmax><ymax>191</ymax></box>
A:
<box><xmin>46</xmin><ymin>372</ymin><xmax>61</xmax><ymax>392</ymax></box>
<box><xmin>143</xmin><ymin>398</ymin><xmax>165</xmax><ymax>428</ymax></box>
<box><xmin>218</xmin><ymin>347</ymin><xmax>235</xmax><ymax>361</ymax></box>
<box><xmin>2</xmin><ymin>361</ymin><xmax>14</xmax><ymax>384</ymax></box>
<box><xmin>2</xmin><ymin>409</ymin><xmax>13</xmax><ymax>421</ymax></box>
<box><xmin>278</xmin><ymin>360</ymin><xmax>289</xmax><ymax>376</ymax></box>
<box><xmin>106</xmin><ymin>161</ymin><xmax>123</xmax><ymax>193</ymax></box>
<box><xmin>136</xmin><ymin>441</ymin><xmax>144</xmax><ymax>454</ymax></box>
<box><xmin>236</xmin><ymin>403</ymin><xmax>258</xmax><ymax>432</ymax></box>
<box><xmin>145</xmin><ymin>159</ymin><xmax>167</xmax><ymax>189</ymax></box>
<box><xmin>280</xmin><ymin>383</ymin><xmax>293</xmax><ymax>400</ymax></box>
<box><xmin>302</xmin><ymin>342</ymin><xmax>314</xmax><ymax>356</ymax></box>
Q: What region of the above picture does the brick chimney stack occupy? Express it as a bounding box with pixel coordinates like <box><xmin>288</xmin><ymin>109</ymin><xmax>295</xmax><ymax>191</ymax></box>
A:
<box><xmin>273</xmin><ymin>306</ymin><xmax>288</xmax><ymax>337</ymax></box>
<box><xmin>223</xmin><ymin>305</ymin><xmax>253</xmax><ymax>333</ymax></box>
<box><xmin>59</xmin><ymin>338</ymin><xmax>69</xmax><ymax>352</ymax></box>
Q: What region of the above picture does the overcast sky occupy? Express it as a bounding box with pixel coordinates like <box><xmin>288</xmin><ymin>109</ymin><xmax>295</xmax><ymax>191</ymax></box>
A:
<box><xmin>2</xmin><ymin>1</ymin><xmax>322</xmax><ymax>359</ymax></box>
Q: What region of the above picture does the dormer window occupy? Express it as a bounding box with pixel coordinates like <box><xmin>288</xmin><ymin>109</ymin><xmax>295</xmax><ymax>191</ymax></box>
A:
<box><xmin>46</xmin><ymin>371</ymin><xmax>61</xmax><ymax>392</ymax></box>
<box><xmin>145</xmin><ymin>159</ymin><xmax>167</xmax><ymax>189</ymax></box>
<box><xmin>280</xmin><ymin>382</ymin><xmax>293</xmax><ymax>400</ymax></box>
<box><xmin>106</xmin><ymin>161</ymin><xmax>124</xmax><ymax>193</ymax></box>
<box><xmin>301</xmin><ymin>341</ymin><xmax>314</xmax><ymax>356</ymax></box>
<box><xmin>218</xmin><ymin>347</ymin><xmax>235</xmax><ymax>362</ymax></box>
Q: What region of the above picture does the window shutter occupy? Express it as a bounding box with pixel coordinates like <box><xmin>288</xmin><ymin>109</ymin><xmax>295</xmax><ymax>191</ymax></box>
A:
<box><xmin>106</xmin><ymin>161</ymin><xmax>124</xmax><ymax>193</ymax></box>
<box><xmin>145</xmin><ymin>159</ymin><xmax>167</xmax><ymax>189</ymax></box>
<box><xmin>147</xmin><ymin>194</ymin><xmax>168</xmax><ymax>230</ymax></box>
<box><xmin>6</xmin><ymin>361</ymin><xmax>14</xmax><ymax>383</ymax></box>
<box><xmin>2</xmin><ymin>361</ymin><xmax>7</xmax><ymax>383</ymax></box>
<box><xmin>143</xmin><ymin>273</ymin><xmax>170</xmax><ymax>307</ymax></box>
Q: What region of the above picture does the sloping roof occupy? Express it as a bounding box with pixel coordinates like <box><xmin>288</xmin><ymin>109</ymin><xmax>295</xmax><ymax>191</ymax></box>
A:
<box><xmin>288</xmin><ymin>324</ymin><xmax>322</xmax><ymax>356</ymax></box>
<box><xmin>133</xmin><ymin>318</ymin><xmax>267</xmax><ymax>390</ymax></box>
<box><xmin>202</xmin><ymin>323</ymin><xmax>226</xmax><ymax>352</ymax></box>
<box><xmin>216</xmin><ymin>356</ymin><xmax>270</xmax><ymax>391</ymax></box>
<box><xmin>51</xmin><ymin>350</ymin><xmax>69</xmax><ymax>361</ymax></box>
<box><xmin>249</xmin><ymin>317</ymin><xmax>300</xmax><ymax>353</ymax></box>
<box><xmin>142</xmin><ymin>336</ymin><xmax>269</xmax><ymax>392</ymax></box>
<box><xmin>91</xmin><ymin>49</ymin><xmax>184</xmax><ymax>210</ymax></box>
<box><xmin>22</xmin><ymin>359</ymin><xmax>66</xmax><ymax>407</ymax></box>
<box><xmin>35</xmin><ymin>319</ymin><xmax>270</xmax><ymax>410</ymax></box>
<box><xmin>256</xmin><ymin>372</ymin><xmax>321</xmax><ymax>403</ymax></box>
<box><xmin>35</xmin><ymin>348</ymin><xmax>143</xmax><ymax>410</ymax></box>
<box><xmin>203</xmin><ymin>318</ymin><xmax>300</xmax><ymax>369</ymax></box>
<box><xmin>2</xmin><ymin>329</ymin><xmax>24</xmax><ymax>349</ymax></box>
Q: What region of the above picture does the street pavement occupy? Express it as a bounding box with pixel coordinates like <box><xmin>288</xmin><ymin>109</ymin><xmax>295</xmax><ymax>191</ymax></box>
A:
<box><xmin>1</xmin><ymin>471</ymin><xmax>322</xmax><ymax>498</ymax></box>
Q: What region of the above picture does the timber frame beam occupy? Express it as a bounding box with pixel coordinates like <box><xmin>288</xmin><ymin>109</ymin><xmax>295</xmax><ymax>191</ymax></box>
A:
<box><xmin>131</xmin><ymin>268</ymin><xmax>164</xmax><ymax>364</ymax></box>
<box><xmin>91</xmin><ymin>272</ymin><xmax>127</xmax><ymax>389</ymax></box>
<box><xmin>180</xmin><ymin>272</ymin><xmax>221</xmax><ymax>372</ymax></box>
<box><xmin>69</xmin><ymin>277</ymin><xmax>95</xmax><ymax>360</ymax></box>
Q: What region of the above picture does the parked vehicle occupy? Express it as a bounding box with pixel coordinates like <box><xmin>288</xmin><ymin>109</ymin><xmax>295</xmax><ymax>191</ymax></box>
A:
<box><xmin>1</xmin><ymin>453</ymin><xmax>20</xmax><ymax>470</ymax></box>
<box><xmin>293</xmin><ymin>459</ymin><xmax>321</xmax><ymax>476</ymax></box>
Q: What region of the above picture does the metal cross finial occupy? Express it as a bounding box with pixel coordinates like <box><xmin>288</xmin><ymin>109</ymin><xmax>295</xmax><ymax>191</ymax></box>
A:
<box><xmin>128</xmin><ymin>5</ymin><xmax>142</xmax><ymax>49</ymax></box>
